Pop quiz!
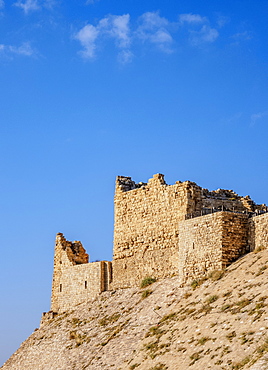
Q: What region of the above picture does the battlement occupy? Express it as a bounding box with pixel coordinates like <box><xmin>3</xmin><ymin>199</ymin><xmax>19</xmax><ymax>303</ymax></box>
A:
<box><xmin>49</xmin><ymin>174</ymin><xmax>268</xmax><ymax>313</ymax></box>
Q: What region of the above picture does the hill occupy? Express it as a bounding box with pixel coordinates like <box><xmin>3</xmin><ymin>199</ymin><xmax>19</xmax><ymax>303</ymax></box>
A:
<box><xmin>2</xmin><ymin>248</ymin><xmax>268</xmax><ymax>370</ymax></box>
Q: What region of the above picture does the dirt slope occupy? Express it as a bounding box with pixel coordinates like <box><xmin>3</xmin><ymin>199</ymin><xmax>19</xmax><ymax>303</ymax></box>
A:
<box><xmin>2</xmin><ymin>248</ymin><xmax>268</xmax><ymax>370</ymax></box>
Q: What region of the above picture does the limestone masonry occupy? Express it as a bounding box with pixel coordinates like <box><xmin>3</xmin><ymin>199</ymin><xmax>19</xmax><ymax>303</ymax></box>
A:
<box><xmin>49</xmin><ymin>174</ymin><xmax>268</xmax><ymax>314</ymax></box>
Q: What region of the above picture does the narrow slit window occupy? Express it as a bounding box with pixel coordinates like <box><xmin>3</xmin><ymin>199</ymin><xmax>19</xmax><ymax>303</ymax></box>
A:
<box><xmin>85</xmin><ymin>281</ymin><xmax>87</xmax><ymax>289</ymax></box>
<box><xmin>60</xmin><ymin>284</ymin><xmax>62</xmax><ymax>292</ymax></box>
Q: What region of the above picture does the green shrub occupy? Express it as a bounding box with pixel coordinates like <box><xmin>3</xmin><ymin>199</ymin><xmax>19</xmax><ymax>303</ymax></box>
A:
<box><xmin>208</xmin><ymin>270</ymin><xmax>224</xmax><ymax>281</ymax></box>
<box><xmin>141</xmin><ymin>277</ymin><xmax>156</xmax><ymax>288</ymax></box>
<box><xmin>141</xmin><ymin>289</ymin><xmax>152</xmax><ymax>299</ymax></box>
<box><xmin>206</xmin><ymin>295</ymin><xmax>219</xmax><ymax>304</ymax></box>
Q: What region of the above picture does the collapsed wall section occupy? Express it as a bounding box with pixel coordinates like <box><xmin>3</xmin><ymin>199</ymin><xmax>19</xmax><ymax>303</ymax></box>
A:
<box><xmin>112</xmin><ymin>174</ymin><xmax>202</xmax><ymax>288</ymax></box>
<box><xmin>51</xmin><ymin>233</ymin><xmax>112</xmax><ymax>313</ymax></box>
<box><xmin>178</xmin><ymin>212</ymin><xmax>249</xmax><ymax>283</ymax></box>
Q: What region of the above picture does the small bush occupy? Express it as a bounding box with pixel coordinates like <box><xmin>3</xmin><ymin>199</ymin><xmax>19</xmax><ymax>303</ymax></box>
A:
<box><xmin>191</xmin><ymin>276</ymin><xmax>207</xmax><ymax>290</ymax></box>
<box><xmin>149</xmin><ymin>363</ymin><xmax>167</xmax><ymax>370</ymax></box>
<box><xmin>141</xmin><ymin>289</ymin><xmax>152</xmax><ymax>299</ymax></box>
<box><xmin>208</xmin><ymin>270</ymin><xmax>224</xmax><ymax>281</ymax></box>
<box><xmin>226</xmin><ymin>331</ymin><xmax>236</xmax><ymax>342</ymax></box>
<box><xmin>160</xmin><ymin>312</ymin><xmax>177</xmax><ymax>323</ymax></box>
<box><xmin>206</xmin><ymin>295</ymin><xmax>219</xmax><ymax>304</ymax></box>
<box><xmin>198</xmin><ymin>337</ymin><xmax>210</xmax><ymax>345</ymax></box>
<box><xmin>232</xmin><ymin>356</ymin><xmax>250</xmax><ymax>369</ymax></box>
<box><xmin>141</xmin><ymin>277</ymin><xmax>156</xmax><ymax>288</ymax></box>
<box><xmin>129</xmin><ymin>364</ymin><xmax>140</xmax><ymax>369</ymax></box>
<box><xmin>99</xmin><ymin>313</ymin><xmax>120</xmax><ymax>326</ymax></box>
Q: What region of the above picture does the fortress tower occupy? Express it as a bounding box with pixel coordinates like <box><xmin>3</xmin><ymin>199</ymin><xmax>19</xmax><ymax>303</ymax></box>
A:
<box><xmin>48</xmin><ymin>174</ymin><xmax>268</xmax><ymax>313</ymax></box>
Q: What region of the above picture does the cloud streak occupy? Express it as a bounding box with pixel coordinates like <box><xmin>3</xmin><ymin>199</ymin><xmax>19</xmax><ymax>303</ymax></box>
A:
<box><xmin>74</xmin><ymin>11</ymin><xmax>221</xmax><ymax>62</ymax></box>
<box><xmin>0</xmin><ymin>42</ymin><xmax>35</xmax><ymax>57</ymax></box>
<box><xmin>14</xmin><ymin>0</ymin><xmax>55</xmax><ymax>14</ymax></box>
<box><xmin>250</xmin><ymin>111</ymin><xmax>268</xmax><ymax>126</ymax></box>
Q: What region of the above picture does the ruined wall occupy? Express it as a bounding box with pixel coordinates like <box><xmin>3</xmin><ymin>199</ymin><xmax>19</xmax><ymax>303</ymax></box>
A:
<box><xmin>56</xmin><ymin>261</ymin><xmax>111</xmax><ymax>313</ymax></box>
<box><xmin>178</xmin><ymin>212</ymin><xmax>249</xmax><ymax>283</ymax></box>
<box><xmin>249</xmin><ymin>213</ymin><xmax>268</xmax><ymax>251</ymax></box>
<box><xmin>49</xmin><ymin>174</ymin><xmax>268</xmax><ymax>311</ymax></box>
<box><xmin>201</xmin><ymin>189</ymin><xmax>263</xmax><ymax>213</ymax></box>
<box><xmin>112</xmin><ymin>174</ymin><xmax>202</xmax><ymax>288</ymax></box>
<box><xmin>51</xmin><ymin>233</ymin><xmax>112</xmax><ymax>313</ymax></box>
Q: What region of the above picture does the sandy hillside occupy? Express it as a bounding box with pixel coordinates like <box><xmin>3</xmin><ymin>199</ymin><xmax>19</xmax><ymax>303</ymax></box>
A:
<box><xmin>2</xmin><ymin>248</ymin><xmax>268</xmax><ymax>370</ymax></box>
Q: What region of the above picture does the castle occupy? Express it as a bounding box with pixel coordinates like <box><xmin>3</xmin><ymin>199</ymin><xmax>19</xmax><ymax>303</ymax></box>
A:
<box><xmin>50</xmin><ymin>174</ymin><xmax>268</xmax><ymax>314</ymax></box>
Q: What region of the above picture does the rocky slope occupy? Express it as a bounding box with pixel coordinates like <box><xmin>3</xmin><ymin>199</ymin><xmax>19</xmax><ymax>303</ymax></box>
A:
<box><xmin>2</xmin><ymin>248</ymin><xmax>268</xmax><ymax>370</ymax></box>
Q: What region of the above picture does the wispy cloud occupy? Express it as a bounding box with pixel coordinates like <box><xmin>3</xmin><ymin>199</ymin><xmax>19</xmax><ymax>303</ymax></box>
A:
<box><xmin>118</xmin><ymin>49</ymin><xmax>133</xmax><ymax>64</ymax></box>
<box><xmin>190</xmin><ymin>25</ymin><xmax>219</xmax><ymax>45</ymax></box>
<box><xmin>0</xmin><ymin>42</ymin><xmax>35</xmax><ymax>57</ymax></box>
<box><xmin>74</xmin><ymin>24</ymin><xmax>99</xmax><ymax>59</ymax></box>
<box><xmin>14</xmin><ymin>0</ymin><xmax>55</xmax><ymax>14</ymax></box>
<box><xmin>250</xmin><ymin>111</ymin><xmax>268</xmax><ymax>126</ymax></box>
<box><xmin>74</xmin><ymin>14</ymin><xmax>131</xmax><ymax>62</ymax></box>
<box><xmin>231</xmin><ymin>31</ymin><xmax>253</xmax><ymax>44</ymax></box>
<box><xmin>100</xmin><ymin>14</ymin><xmax>131</xmax><ymax>48</ymax></box>
<box><xmin>178</xmin><ymin>13</ymin><xmax>219</xmax><ymax>46</ymax></box>
<box><xmin>0</xmin><ymin>0</ymin><xmax>5</xmax><ymax>9</ymax></box>
<box><xmin>14</xmin><ymin>0</ymin><xmax>40</xmax><ymax>13</ymax></box>
<box><xmin>74</xmin><ymin>11</ymin><xmax>221</xmax><ymax>62</ymax></box>
<box><xmin>179</xmin><ymin>13</ymin><xmax>207</xmax><ymax>24</ymax></box>
<box><xmin>216</xmin><ymin>15</ymin><xmax>230</xmax><ymax>28</ymax></box>
<box><xmin>136</xmin><ymin>11</ymin><xmax>173</xmax><ymax>53</ymax></box>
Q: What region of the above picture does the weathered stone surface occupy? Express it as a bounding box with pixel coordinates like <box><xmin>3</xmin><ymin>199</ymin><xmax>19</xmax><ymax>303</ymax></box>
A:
<box><xmin>178</xmin><ymin>212</ymin><xmax>249</xmax><ymax>283</ymax></box>
<box><xmin>51</xmin><ymin>233</ymin><xmax>111</xmax><ymax>313</ymax></box>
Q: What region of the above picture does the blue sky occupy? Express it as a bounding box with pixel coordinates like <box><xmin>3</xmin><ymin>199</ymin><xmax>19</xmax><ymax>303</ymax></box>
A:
<box><xmin>0</xmin><ymin>0</ymin><xmax>268</xmax><ymax>365</ymax></box>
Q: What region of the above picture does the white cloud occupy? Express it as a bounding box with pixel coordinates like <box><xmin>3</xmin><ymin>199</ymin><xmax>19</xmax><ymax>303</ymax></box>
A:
<box><xmin>0</xmin><ymin>42</ymin><xmax>35</xmax><ymax>57</ymax></box>
<box><xmin>250</xmin><ymin>111</ymin><xmax>268</xmax><ymax>126</ymax></box>
<box><xmin>100</xmin><ymin>14</ymin><xmax>131</xmax><ymax>48</ymax></box>
<box><xmin>216</xmin><ymin>15</ymin><xmax>230</xmax><ymax>28</ymax></box>
<box><xmin>74</xmin><ymin>11</ymin><xmax>221</xmax><ymax>62</ymax></box>
<box><xmin>136</xmin><ymin>11</ymin><xmax>173</xmax><ymax>53</ymax></box>
<box><xmin>179</xmin><ymin>13</ymin><xmax>206</xmax><ymax>24</ymax></box>
<box><xmin>232</xmin><ymin>31</ymin><xmax>252</xmax><ymax>42</ymax></box>
<box><xmin>74</xmin><ymin>24</ymin><xmax>99</xmax><ymax>59</ymax></box>
<box><xmin>9</xmin><ymin>41</ymin><xmax>35</xmax><ymax>55</ymax></box>
<box><xmin>14</xmin><ymin>0</ymin><xmax>40</xmax><ymax>13</ymax></box>
<box><xmin>75</xmin><ymin>14</ymin><xmax>131</xmax><ymax>61</ymax></box>
<box><xmin>14</xmin><ymin>0</ymin><xmax>55</xmax><ymax>13</ymax></box>
<box><xmin>190</xmin><ymin>25</ymin><xmax>219</xmax><ymax>45</ymax></box>
<box><xmin>118</xmin><ymin>49</ymin><xmax>133</xmax><ymax>64</ymax></box>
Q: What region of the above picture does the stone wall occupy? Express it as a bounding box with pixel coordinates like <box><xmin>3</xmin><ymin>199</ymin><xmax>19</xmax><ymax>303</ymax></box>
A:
<box><xmin>249</xmin><ymin>213</ymin><xmax>268</xmax><ymax>251</ymax></box>
<box><xmin>178</xmin><ymin>212</ymin><xmax>249</xmax><ymax>283</ymax></box>
<box><xmin>56</xmin><ymin>261</ymin><xmax>111</xmax><ymax>313</ymax></box>
<box><xmin>49</xmin><ymin>174</ymin><xmax>268</xmax><ymax>311</ymax></box>
<box><xmin>51</xmin><ymin>233</ymin><xmax>112</xmax><ymax>313</ymax></box>
<box><xmin>112</xmin><ymin>174</ymin><xmax>202</xmax><ymax>288</ymax></box>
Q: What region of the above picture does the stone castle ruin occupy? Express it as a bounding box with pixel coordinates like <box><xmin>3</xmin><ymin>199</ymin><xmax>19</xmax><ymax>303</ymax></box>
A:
<box><xmin>50</xmin><ymin>174</ymin><xmax>268</xmax><ymax>314</ymax></box>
